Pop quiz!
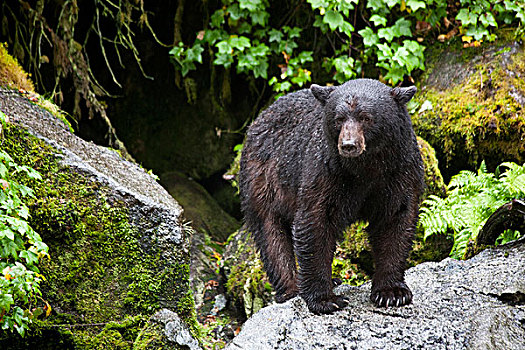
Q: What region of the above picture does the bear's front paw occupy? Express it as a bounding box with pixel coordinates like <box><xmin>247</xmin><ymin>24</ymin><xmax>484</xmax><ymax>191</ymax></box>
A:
<box><xmin>306</xmin><ymin>295</ymin><xmax>349</xmax><ymax>314</ymax></box>
<box><xmin>370</xmin><ymin>282</ymin><xmax>412</xmax><ymax>308</ymax></box>
<box><xmin>275</xmin><ymin>290</ymin><xmax>299</xmax><ymax>303</ymax></box>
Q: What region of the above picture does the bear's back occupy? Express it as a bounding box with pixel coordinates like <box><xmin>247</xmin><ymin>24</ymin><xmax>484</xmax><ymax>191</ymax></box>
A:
<box><xmin>244</xmin><ymin>89</ymin><xmax>322</xmax><ymax>162</ymax></box>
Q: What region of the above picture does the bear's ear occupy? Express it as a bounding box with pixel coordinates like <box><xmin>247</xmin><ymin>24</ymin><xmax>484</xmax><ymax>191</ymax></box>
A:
<box><xmin>391</xmin><ymin>86</ymin><xmax>417</xmax><ymax>105</ymax></box>
<box><xmin>311</xmin><ymin>84</ymin><xmax>336</xmax><ymax>105</ymax></box>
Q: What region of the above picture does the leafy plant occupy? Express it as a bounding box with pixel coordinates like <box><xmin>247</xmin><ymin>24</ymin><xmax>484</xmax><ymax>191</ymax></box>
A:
<box><xmin>419</xmin><ymin>161</ymin><xmax>525</xmax><ymax>259</ymax></box>
<box><xmin>0</xmin><ymin>110</ymin><xmax>49</xmax><ymax>336</ymax></box>
<box><xmin>170</xmin><ymin>0</ymin><xmax>525</xmax><ymax>90</ymax></box>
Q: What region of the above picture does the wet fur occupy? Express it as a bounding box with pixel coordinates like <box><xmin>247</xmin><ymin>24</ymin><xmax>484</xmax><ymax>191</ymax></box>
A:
<box><xmin>239</xmin><ymin>79</ymin><xmax>424</xmax><ymax>314</ymax></box>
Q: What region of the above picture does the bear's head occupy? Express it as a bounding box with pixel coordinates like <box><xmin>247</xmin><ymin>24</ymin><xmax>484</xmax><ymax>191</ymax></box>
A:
<box><xmin>311</xmin><ymin>79</ymin><xmax>416</xmax><ymax>158</ymax></box>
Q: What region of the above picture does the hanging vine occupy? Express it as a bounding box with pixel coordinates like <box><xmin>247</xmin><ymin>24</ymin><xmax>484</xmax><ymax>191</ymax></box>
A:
<box><xmin>0</xmin><ymin>0</ymin><xmax>162</xmax><ymax>160</ymax></box>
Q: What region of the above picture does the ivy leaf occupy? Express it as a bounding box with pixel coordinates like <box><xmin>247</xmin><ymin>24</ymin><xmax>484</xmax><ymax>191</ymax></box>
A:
<box><xmin>324</xmin><ymin>10</ymin><xmax>344</xmax><ymax>31</ymax></box>
<box><xmin>216</xmin><ymin>41</ymin><xmax>232</xmax><ymax>55</ymax></box>
<box><xmin>406</xmin><ymin>0</ymin><xmax>426</xmax><ymax>12</ymax></box>
<box><xmin>480</xmin><ymin>12</ymin><xmax>497</xmax><ymax>27</ymax></box>
<box><xmin>370</xmin><ymin>15</ymin><xmax>387</xmax><ymax>27</ymax></box>
<box><xmin>456</xmin><ymin>8</ymin><xmax>478</xmax><ymax>26</ymax></box>
<box><xmin>0</xmin><ymin>163</ymin><xmax>7</xmax><ymax>178</ymax></box>
<box><xmin>366</xmin><ymin>0</ymin><xmax>384</xmax><ymax>11</ymax></box>
<box><xmin>0</xmin><ymin>227</ymin><xmax>15</xmax><ymax>241</ymax></box>
<box><xmin>393</xmin><ymin>18</ymin><xmax>412</xmax><ymax>37</ymax></box>
<box><xmin>204</xmin><ymin>29</ymin><xmax>224</xmax><ymax>45</ymax></box>
<box><xmin>307</xmin><ymin>0</ymin><xmax>330</xmax><ymax>9</ymax></box>
<box><xmin>213</xmin><ymin>53</ymin><xmax>234</xmax><ymax>68</ymax></box>
<box><xmin>251</xmin><ymin>10</ymin><xmax>268</xmax><ymax>26</ymax></box>
<box><xmin>229</xmin><ymin>36</ymin><xmax>251</xmax><ymax>51</ymax></box>
<box><xmin>239</xmin><ymin>0</ymin><xmax>263</xmax><ymax>11</ymax></box>
<box><xmin>359</xmin><ymin>27</ymin><xmax>379</xmax><ymax>46</ymax></box>
<box><xmin>385</xmin><ymin>0</ymin><xmax>400</xmax><ymax>8</ymax></box>
<box><xmin>268</xmin><ymin>29</ymin><xmax>283</xmax><ymax>42</ymax></box>
<box><xmin>252</xmin><ymin>60</ymin><xmax>269</xmax><ymax>79</ymax></box>
<box><xmin>378</xmin><ymin>27</ymin><xmax>395</xmax><ymax>42</ymax></box>
<box><xmin>186</xmin><ymin>45</ymin><xmax>204</xmax><ymax>64</ymax></box>
<box><xmin>466</xmin><ymin>26</ymin><xmax>489</xmax><ymax>41</ymax></box>
<box><xmin>210</xmin><ymin>9</ymin><xmax>225</xmax><ymax>28</ymax></box>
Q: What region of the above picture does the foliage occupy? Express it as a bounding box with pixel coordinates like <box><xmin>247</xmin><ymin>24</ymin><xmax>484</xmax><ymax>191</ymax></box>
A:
<box><xmin>171</xmin><ymin>0</ymin><xmax>525</xmax><ymax>92</ymax></box>
<box><xmin>0</xmin><ymin>110</ymin><xmax>49</xmax><ymax>336</ymax></box>
<box><xmin>419</xmin><ymin>161</ymin><xmax>525</xmax><ymax>259</ymax></box>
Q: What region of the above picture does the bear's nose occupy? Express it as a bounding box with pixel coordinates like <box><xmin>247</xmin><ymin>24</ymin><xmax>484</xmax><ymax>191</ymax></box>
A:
<box><xmin>341</xmin><ymin>139</ymin><xmax>358</xmax><ymax>153</ymax></box>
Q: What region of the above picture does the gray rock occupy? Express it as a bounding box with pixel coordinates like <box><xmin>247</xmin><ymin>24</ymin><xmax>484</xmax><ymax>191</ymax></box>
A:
<box><xmin>226</xmin><ymin>238</ymin><xmax>525</xmax><ymax>350</ymax></box>
<box><xmin>0</xmin><ymin>88</ymin><xmax>199</xmax><ymax>346</ymax></box>
<box><xmin>152</xmin><ymin>309</ymin><xmax>202</xmax><ymax>350</ymax></box>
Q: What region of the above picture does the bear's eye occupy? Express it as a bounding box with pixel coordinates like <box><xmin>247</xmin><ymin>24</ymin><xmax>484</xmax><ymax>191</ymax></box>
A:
<box><xmin>360</xmin><ymin>113</ymin><xmax>372</xmax><ymax>122</ymax></box>
<box><xmin>334</xmin><ymin>115</ymin><xmax>346</xmax><ymax>126</ymax></box>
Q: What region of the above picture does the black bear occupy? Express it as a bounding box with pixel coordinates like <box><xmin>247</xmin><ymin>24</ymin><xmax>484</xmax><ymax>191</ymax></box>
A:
<box><xmin>239</xmin><ymin>79</ymin><xmax>424</xmax><ymax>314</ymax></box>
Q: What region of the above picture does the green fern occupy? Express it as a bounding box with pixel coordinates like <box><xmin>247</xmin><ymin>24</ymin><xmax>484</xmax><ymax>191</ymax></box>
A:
<box><xmin>419</xmin><ymin>161</ymin><xmax>524</xmax><ymax>259</ymax></box>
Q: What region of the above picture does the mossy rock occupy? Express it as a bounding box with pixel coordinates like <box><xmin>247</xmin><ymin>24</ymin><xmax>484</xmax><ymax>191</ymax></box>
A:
<box><xmin>417</xmin><ymin>137</ymin><xmax>446</xmax><ymax>199</ymax></box>
<box><xmin>0</xmin><ymin>42</ymin><xmax>34</xmax><ymax>91</ymax></box>
<box><xmin>412</xmin><ymin>37</ymin><xmax>525</xmax><ymax>180</ymax></box>
<box><xmin>0</xmin><ymin>90</ymin><xmax>199</xmax><ymax>348</ymax></box>
<box><xmin>222</xmin><ymin>229</ymin><xmax>272</xmax><ymax>319</ymax></box>
<box><xmin>161</xmin><ymin>171</ymin><xmax>240</xmax><ymax>242</ymax></box>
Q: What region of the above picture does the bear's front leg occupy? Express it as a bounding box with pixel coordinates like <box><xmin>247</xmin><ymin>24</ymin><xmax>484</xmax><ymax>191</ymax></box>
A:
<box><xmin>293</xmin><ymin>207</ymin><xmax>349</xmax><ymax>314</ymax></box>
<box><xmin>367</xmin><ymin>199</ymin><xmax>418</xmax><ymax>308</ymax></box>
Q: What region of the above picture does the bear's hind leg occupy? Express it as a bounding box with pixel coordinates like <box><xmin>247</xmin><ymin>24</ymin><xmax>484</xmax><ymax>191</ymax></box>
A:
<box><xmin>253</xmin><ymin>215</ymin><xmax>298</xmax><ymax>303</ymax></box>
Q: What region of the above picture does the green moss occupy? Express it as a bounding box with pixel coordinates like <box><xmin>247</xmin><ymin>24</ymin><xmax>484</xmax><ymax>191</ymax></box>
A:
<box><xmin>0</xmin><ymin>42</ymin><xmax>34</xmax><ymax>91</ymax></box>
<box><xmin>332</xmin><ymin>222</ymin><xmax>371</xmax><ymax>285</ymax></box>
<box><xmin>417</xmin><ymin>137</ymin><xmax>446</xmax><ymax>199</ymax></box>
<box><xmin>412</xmin><ymin>43</ymin><xmax>525</xmax><ymax>179</ymax></box>
<box><xmin>0</xmin><ymin>125</ymin><xmax>196</xmax><ymax>348</ymax></box>
<box><xmin>224</xmin><ymin>230</ymin><xmax>271</xmax><ymax>318</ymax></box>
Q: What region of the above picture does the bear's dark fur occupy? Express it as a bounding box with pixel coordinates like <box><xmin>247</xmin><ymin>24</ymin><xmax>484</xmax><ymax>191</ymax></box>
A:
<box><xmin>239</xmin><ymin>79</ymin><xmax>424</xmax><ymax>314</ymax></box>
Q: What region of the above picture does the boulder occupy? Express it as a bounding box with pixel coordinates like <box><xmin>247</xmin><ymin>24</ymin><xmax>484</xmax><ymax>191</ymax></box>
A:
<box><xmin>412</xmin><ymin>38</ymin><xmax>525</xmax><ymax>179</ymax></box>
<box><xmin>226</xmin><ymin>237</ymin><xmax>525</xmax><ymax>350</ymax></box>
<box><xmin>0</xmin><ymin>88</ymin><xmax>200</xmax><ymax>349</ymax></box>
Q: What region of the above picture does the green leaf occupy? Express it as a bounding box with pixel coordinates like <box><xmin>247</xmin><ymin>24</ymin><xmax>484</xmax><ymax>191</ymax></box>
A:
<box><xmin>393</xmin><ymin>18</ymin><xmax>412</xmax><ymax>37</ymax></box>
<box><xmin>251</xmin><ymin>10</ymin><xmax>268</xmax><ymax>26</ymax></box>
<box><xmin>378</xmin><ymin>27</ymin><xmax>395</xmax><ymax>42</ymax></box>
<box><xmin>268</xmin><ymin>29</ymin><xmax>283</xmax><ymax>42</ymax></box>
<box><xmin>366</xmin><ymin>0</ymin><xmax>384</xmax><ymax>11</ymax></box>
<box><xmin>307</xmin><ymin>0</ymin><xmax>330</xmax><ymax>9</ymax></box>
<box><xmin>229</xmin><ymin>36</ymin><xmax>251</xmax><ymax>51</ymax></box>
<box><xmin>370</xmin><ymin>15</ymin><xmax>387</xmax><ymax>27</ymax></box>
<box><xmin>480</xmin><ymin>12</ymin><xmax>497</xmax><ymax>27</ymax></box>
<box><xmin>216</xmin><ymin>41</ymin><xmax>232</xmax><ymax>55</ymax></box>
<box><xmin>0</xmin><ymin>228</ymin><xmax>16</xmax><ymax>241</ymax></box>
<box><xmin>239</xmin><ymin>0</ymin><xmax>263</xmax><ymax>11</ymax></box>
<box><xmin>0</xmin><ymin>293</ymin><xmax>14</xmax><ymax>313</ymax></box>
<box><xmin>456</xmin><ymin>8</ymin><xmax>477</xmax><ymax>26</ymax></box>
<box><xmin>406</xmin><ymin>0</ymin><xmax>426</xmax><ymax>12</ymax></box>
<box><xmin>324</xmin><ymin>10</ymin><xmax>344</xmax><ymax>31</ymax></box>
<box><xmin>213</xmin><ymin>53</ymin><xmax>234</xmax><ymax>68</ymax></box>
<box><xmin>0</xmin><ymin>163</ymin><xmax>7</xmax><ymax>178</ymax></box>
<box><xmin>385</xmin><ymin>0</ymin><xmax>400</xmax><ymax>8</ymax></box>
<box><xmin>465</xmin><ymin>26</ymin><xmax>489</xmax><ymax>41</ymax></box>
<box><xmin>210</xmin><ymin>9</ymin><xmax>225</xmax><ymax>28</ymax></box>
<box><xmin>186</xmin><ymin>45</ymin><xmax>204</xmax><ymax>64</ymax></box>
<box><xmin>359</xmin><ymin>27</ymin><xmax>379</xmax><ymax>47</ymax></box>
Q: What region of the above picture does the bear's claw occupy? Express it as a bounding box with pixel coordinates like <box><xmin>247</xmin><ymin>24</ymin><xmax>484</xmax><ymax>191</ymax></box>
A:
<box><xmin>370</xmin><ymin>282</ymin><xmax>412</xmax><ymax>308</ymax></box>
<box><xmin>307</xmin><ymin>295</ymin><xmax>349</xmax><ymax>314</ymax></box>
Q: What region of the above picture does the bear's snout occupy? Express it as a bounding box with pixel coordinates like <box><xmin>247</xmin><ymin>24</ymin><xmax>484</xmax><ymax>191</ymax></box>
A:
<box><xmin>338</xmin><ymin>122</ymin><xmax>365</xmax><ymax>158</ymax></box>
